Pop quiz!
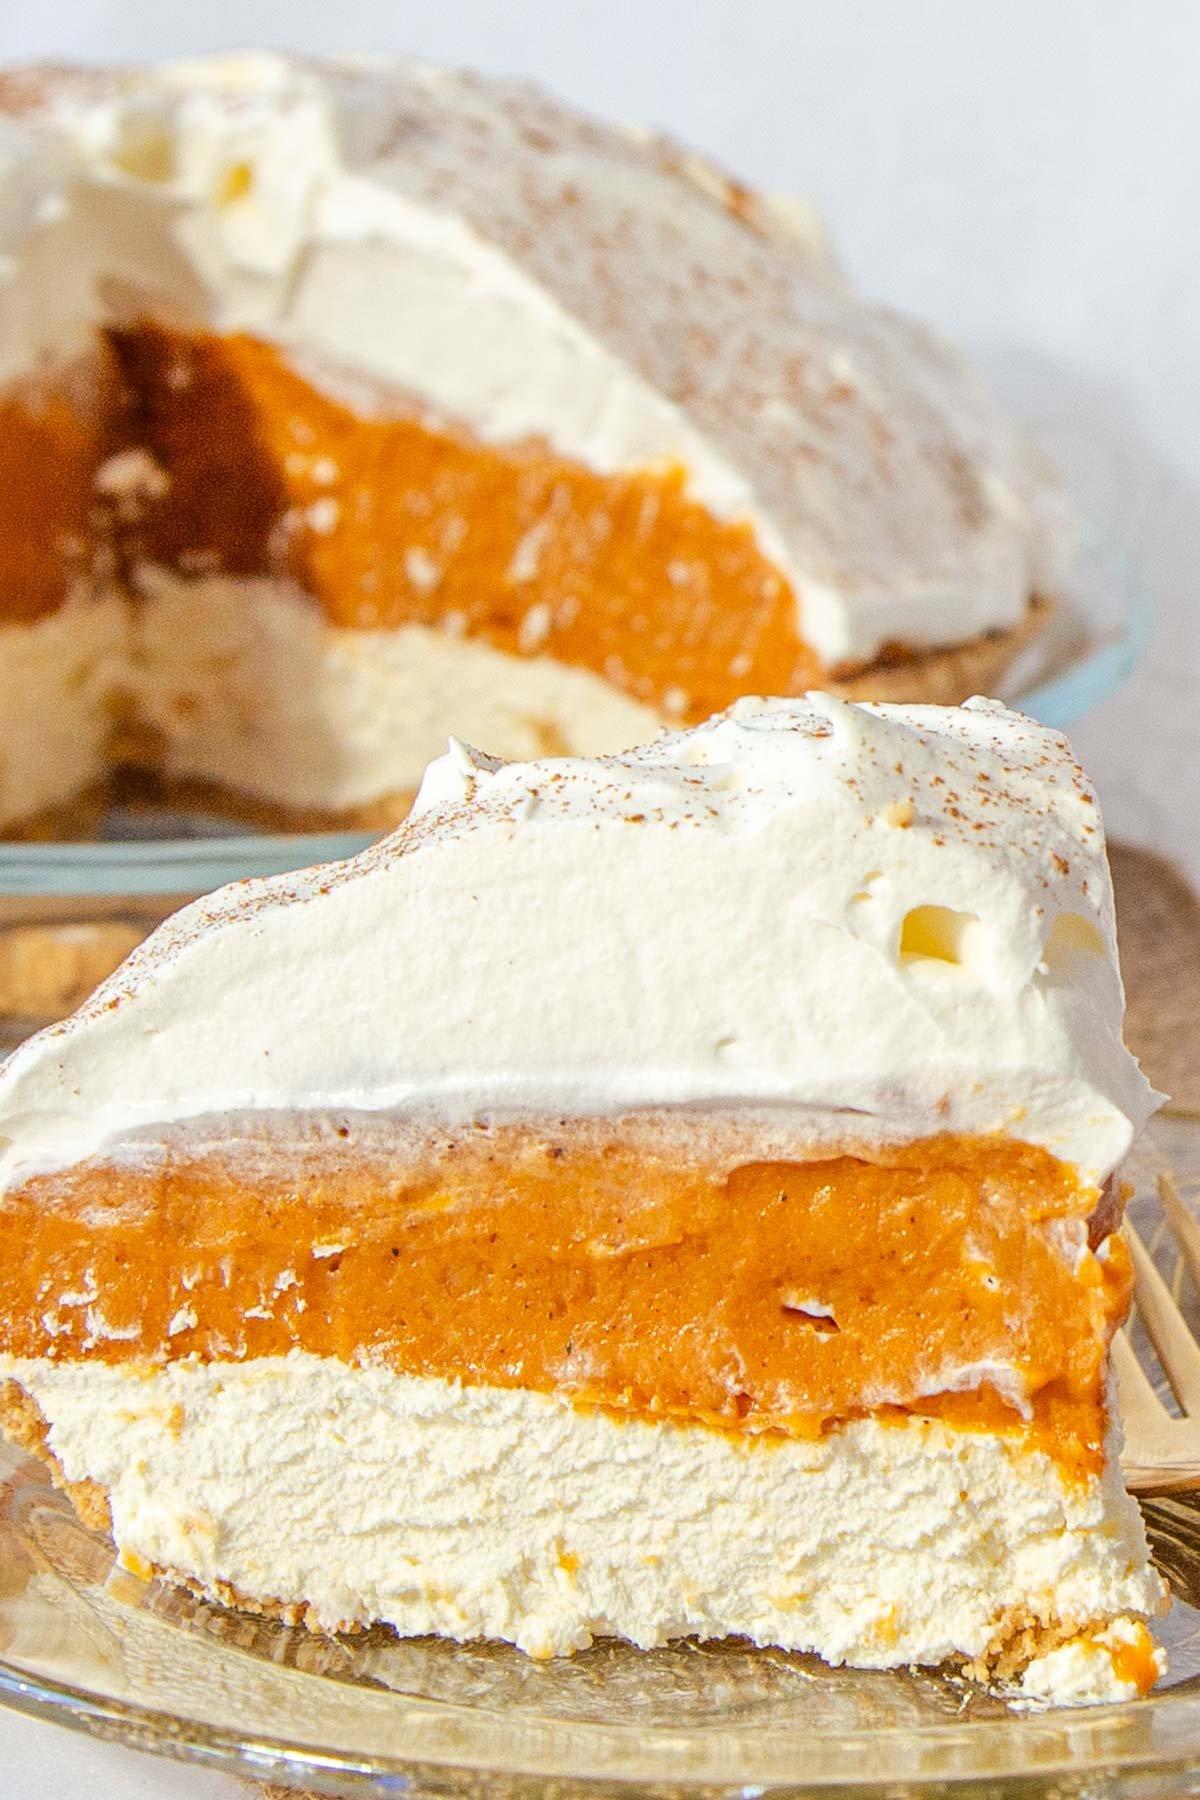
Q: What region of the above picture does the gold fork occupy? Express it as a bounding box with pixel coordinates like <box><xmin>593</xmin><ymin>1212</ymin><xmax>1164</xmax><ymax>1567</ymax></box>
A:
<box><xmin>1116</xmin><ymin>1174</ymin><xmax>1200</xmax><ymax>1494</ymax></box>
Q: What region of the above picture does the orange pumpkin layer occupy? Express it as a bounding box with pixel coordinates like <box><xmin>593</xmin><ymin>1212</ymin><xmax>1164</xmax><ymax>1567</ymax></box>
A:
<box><xmin>0</xmin><ymin>352</ymin><xmax>123</xmax><ymax>624</ymax></box>
<box><xmin>104</xmin><ymin>323</ymin><xmax>822</xmax><ymax>722</ymax></box>
<box><xmin>0</xmin><ymin>1121</ymin><xmax>1128</xmax><ymax>1477</ymax></box>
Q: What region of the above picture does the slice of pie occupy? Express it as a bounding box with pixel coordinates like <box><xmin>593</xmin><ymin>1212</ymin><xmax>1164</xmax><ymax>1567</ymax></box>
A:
<box><xmin>0</xmin><ymin>54</ymin><xmax>1067</xmax><ymax>839</ymax></box>
<box><xmin>0</xmin><ymin>694</ymin><xmax>1165</xmax><ymax>1702</ymax></box>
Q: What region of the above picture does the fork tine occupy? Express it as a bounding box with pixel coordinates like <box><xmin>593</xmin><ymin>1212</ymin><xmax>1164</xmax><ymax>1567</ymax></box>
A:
<box><xmin>1126</xmin><ymin>1219</ymin><xmax>1200</xmax><ymax>1416</ymax></box>
<box><xmin>1111</xmin><ymin>1327</ymin><xmax>1172</xmax><ymax>1423</ymax></box>
<box><xmin>1158</xmin><ymin>1173</ymin><xmax>1200</xmax><ymax>1294</ymax></box>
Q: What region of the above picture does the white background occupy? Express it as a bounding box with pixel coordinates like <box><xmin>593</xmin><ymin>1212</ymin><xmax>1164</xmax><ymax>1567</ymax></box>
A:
<box><xmin>0</xmin><ymin>3</ymin><xmax>1197</xmax><ymax>1793</ymax></box>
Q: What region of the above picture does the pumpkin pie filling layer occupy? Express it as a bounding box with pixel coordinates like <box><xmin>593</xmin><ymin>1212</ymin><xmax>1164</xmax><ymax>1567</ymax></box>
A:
<box><xmin>106</xmin><ymin>325</ymin><xmax>823</xmax><ymax>726</ymax></box>
<box><xmin>0</xmin><ymin>352</ymin><xmax>124</xmax><ymax>625</ymax></box>
<box><xmin>0</xmin><ymin>1119</ymin><xmax>1127</xmax><ymax>1478</ymax></box>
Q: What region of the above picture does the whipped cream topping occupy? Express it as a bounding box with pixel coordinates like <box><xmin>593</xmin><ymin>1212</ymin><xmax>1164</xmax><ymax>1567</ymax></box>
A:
<box><xmin>0</xmin><ymin>696</ymin><xmax>1155</xmax><ymax>1185</ymax></box>
<box><xmin>0</xmin><ymin>52</ymin><xmax>1071</xmax><ymax>666</ymax></box>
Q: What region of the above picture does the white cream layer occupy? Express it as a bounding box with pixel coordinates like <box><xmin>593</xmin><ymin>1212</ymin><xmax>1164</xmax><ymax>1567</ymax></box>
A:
<box><xmin>0</xmin><ymin>53</ymin><xmax>1072</xmax><ymax>666</ymax></box>
<box><xmin>0</xmin><ymin>575</ymin><xmax>659</xmax><ymax>829</ymax></box>
<box><xmin>0</xmin><ymin>593</ymin><xmax>127</xmax><ymax>832</ymax></box>
<box><xmin>128</xmin><ymin>568</ymin><xmax>661</xmax><ymax>810</ymax></box>
<box><xmin>0</xmin><ymin>696</ymin><xmax>1156</xmax><ymax>1184</ymax></box>
<box><xmin>0</xmin><ymin>1351</ymin><xmax>1164</xmax><ymax>1699</ymax></box>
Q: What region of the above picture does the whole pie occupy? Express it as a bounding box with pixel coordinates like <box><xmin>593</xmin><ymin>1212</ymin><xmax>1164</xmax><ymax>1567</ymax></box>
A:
<box><xmin>0</xmin><ymin>54</ymin><xmax>1067</xmax><ymax>838</ymax></box>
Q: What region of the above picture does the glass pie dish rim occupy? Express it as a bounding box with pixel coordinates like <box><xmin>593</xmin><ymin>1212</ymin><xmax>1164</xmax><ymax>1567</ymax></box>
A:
<box><xmin>0</xmin><ymin>1641</ymin><xmax>1199</xmax><ymax>1797</ymax></box>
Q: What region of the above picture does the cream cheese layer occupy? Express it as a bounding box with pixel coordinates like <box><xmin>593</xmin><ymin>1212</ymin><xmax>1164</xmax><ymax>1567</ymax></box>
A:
<box><xmin>0</xmin><ymin>696</ymin><xmax>1156</xmax><ymax>1184</ymax></box>
<box><xmin>128</xmin><ymin>569</ymin><xmax>661</xmax><ymax>810</ymax></box>
<box><xmin>0</xmin><ymin>1350</ymin><xmax>1165</xmax><ymax>1696</ymax></box>
<box><xmin>0</xmin><ymin>53</ymin><xmax>1071</xmax><ymax>666</ymax></box>
<box><xmin>0</xmin><ymin>593</ymin><xmax>129</xmax><ymax>831</ymax></box>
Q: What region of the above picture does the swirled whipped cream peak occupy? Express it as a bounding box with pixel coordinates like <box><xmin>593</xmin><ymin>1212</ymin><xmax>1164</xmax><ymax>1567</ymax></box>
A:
<box><xmin>0</xmin><ymin>693</ymin><xmax>1155</xmax><ymax>1185</ymax></box>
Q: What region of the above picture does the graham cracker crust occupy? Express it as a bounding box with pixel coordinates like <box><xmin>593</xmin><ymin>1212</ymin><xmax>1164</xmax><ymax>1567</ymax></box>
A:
<box><xmin>1110</xmin><ymin>843</ymin><xmax>1200</xmax><ymax>1116</ymax></box>
<box><xmin>3</xmin><ymin>769</ymin><xmax>418</xmax><ymax>844</ymax></box>
<box><xmin>0</xmin><ymin>921</ymin><xmax>148</xmax><ymax>1023</ymax></box>
<box><xmin>963</xmin><ymin>1607</ymin><xmax>1109</xmax><ymax>1687</ymax></box>
<box><xmin>0</xmin><ymin>785</ymin><xmax>110</xmax><ymax>843</ymax></box>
